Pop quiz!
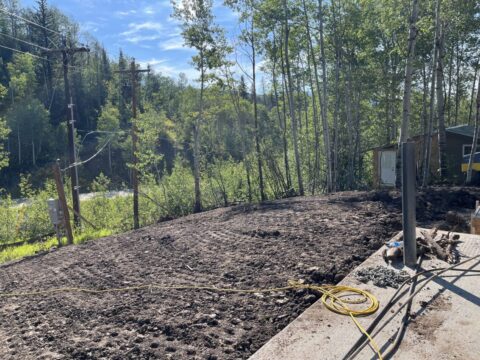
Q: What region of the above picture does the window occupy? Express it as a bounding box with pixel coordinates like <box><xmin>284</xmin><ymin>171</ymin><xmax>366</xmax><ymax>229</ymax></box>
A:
<box><xmin>463</xmin><ymin>144</ymin><xmax>480</xmax><ymax>156</ymax></box>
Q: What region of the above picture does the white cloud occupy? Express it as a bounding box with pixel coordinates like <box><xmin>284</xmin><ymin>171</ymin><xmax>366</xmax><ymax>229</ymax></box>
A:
<box><xmin>114</xmin><ymin>10</ymin><xmax>137</xmax><ymax>17</ymax></box>
<box><xmin>138</xmin><ymin>58</ymin><xmax>167</xmax><ymax>68</ymax></box>
<box><xmin>121</xmin><ymin>21</ymin><xmax>163</xmax><ymax>43</ymax></box>
<box><xmin>122</xmin><ymin>22</ymin><xmax>163</xmax><ymax>36</ymax></box>
<box><xmin>160</xmin><ymin>36</ymin><xmax>193</xmax><ymax>51</ymax></box>
<box><xmin>143</xmin><ymin>6</ymin><xmax>156</xmax><ymax>15</ymax></box>
<box><xmin>138</xmin><ymin>58</ymin><xmax>198</xmax><ymax>80</ymax></box>
<box><xmin>80</xmin><ymin>21</ymin><xmax>100</xmax><ymax>33</ymax></box>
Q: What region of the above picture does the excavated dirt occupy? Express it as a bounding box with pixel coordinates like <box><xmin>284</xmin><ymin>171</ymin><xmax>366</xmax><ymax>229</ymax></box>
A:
<box><xmin>0</xmin><ymin>187</ymin><xmax>479</xmax><ymax>359</ymax></box>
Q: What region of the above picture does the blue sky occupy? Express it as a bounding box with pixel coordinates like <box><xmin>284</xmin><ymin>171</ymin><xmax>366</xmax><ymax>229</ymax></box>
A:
<box><xmin>21</xmin><ymin>0</ymin><xmax>241</xmax><ymax>82</ymax></box>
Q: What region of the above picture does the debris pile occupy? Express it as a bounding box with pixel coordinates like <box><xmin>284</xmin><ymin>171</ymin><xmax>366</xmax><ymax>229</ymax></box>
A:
<box><xmin>382</xmin><ymin>229</ymin><xmax>462</xmax><ymax>264</ymax></box>
<box><xmin>418</xmin><ymin>229</ymin><xmax>461</xmax><ymax>264</ymax></box>
<box><xmin>356</xmin><ymin>266</ymin><xmax>410</xmax><ymax>288</ymax></box>
<box><xmin>443</xmin><ymin>211</ymin><xmax>468</xmax><ymax>233</ymax></box>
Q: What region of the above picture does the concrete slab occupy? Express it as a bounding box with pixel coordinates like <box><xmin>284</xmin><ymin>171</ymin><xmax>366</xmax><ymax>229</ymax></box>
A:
<box><xmin>250</xmin><ymin>229</ymin><xmax>480</xmax><ymax>360</ymax></box>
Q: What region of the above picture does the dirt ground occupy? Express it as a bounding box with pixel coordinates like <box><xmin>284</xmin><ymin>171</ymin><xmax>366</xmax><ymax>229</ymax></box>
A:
<box><xmin>0</xmin><ymin>187</ymin><xmax>478</xmax><ymax>360</ymax></box>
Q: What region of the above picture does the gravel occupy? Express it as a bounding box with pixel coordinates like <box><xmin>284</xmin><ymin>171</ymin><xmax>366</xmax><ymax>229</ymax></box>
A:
<box><xmin>355</xmin><ymin>266</ymin><xmax>410</xmax><ymax>288</ymax></box>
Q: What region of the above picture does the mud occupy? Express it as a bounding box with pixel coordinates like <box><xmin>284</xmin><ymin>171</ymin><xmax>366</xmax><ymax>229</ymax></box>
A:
<box><xmin>0</xmin><ymin>187</ymin><xmax>478</xmax><ymax>359</ymax></box>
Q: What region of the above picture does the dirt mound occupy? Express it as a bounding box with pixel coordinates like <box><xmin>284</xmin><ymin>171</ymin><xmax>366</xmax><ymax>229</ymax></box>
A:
<box><xmin>0</xmin><ymin>188</ymin><xmax>476</xmax><ymax>359</ymax></box>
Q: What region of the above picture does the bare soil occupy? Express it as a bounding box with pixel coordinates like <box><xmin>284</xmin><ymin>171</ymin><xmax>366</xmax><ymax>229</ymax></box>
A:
<box><xmin>0</xmin><ymin>187</ymin><xmax>478</xmax><ymax>359</ymax></box>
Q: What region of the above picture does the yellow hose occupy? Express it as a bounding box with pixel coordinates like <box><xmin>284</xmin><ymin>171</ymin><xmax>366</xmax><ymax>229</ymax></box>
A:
<box><xmin>0</xmin><ymin>280</ymin><xmax>382</xmax><ymax>359</ymax></box>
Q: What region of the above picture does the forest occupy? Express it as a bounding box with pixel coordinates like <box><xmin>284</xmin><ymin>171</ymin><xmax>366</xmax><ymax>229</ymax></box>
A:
<box><xmin>0</xmin><ymin>0</ymin><xmax>479</xmax><ymax>246</ymax></box>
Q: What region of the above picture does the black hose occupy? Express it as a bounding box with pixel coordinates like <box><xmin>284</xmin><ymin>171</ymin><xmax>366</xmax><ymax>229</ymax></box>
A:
<box><xmin>343</xmin><ymin>254</ymin><xmax>480</xmax><ymax>359</ymax></box>
<box><xmin>382</xmin><ymin>258</ymin><xmax>422</xmax><ymax>360</ymax></box>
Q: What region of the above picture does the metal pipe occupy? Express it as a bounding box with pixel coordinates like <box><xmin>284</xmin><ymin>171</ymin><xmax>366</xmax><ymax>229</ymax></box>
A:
<box><xmin>402</xmin><ymin>142</ymin><xmax>417</xmax><ymax>266</ymax></box>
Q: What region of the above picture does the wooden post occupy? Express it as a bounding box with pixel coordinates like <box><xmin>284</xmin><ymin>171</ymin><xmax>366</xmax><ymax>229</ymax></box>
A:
<box><xmin>53</xmin><ymin>161</ymin><xmax>74</xmax><ymax>245</ymax></box>
<box><xmin>44</xmin><ymin>38</ymin><xmax>89</xmax><ymax>227</ymax></box>
<box><xmin>114</xmin><ymin>60</ymin><xmax>150</xmax><ymax>230</ymax></box>
<box><xmin>471</xmin><ymin>200</ymin><xmax>480</xmax><ymax>235</ymax></box>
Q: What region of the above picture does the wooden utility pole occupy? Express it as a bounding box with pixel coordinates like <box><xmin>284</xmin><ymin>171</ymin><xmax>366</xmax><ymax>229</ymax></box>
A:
<box><xmin>115</xmin><ymin>59</ymin><xmax>150</xmax><ymax>230</ymax></box>
<box><xmin>45</xmin><ymin>36</ymin><xmax>89</xmax><ymax>226</ymax></box>
<box><xmin>53</xmin><ymin>161</ymin><xmax>74</xmax><ymax>245</ymax></box>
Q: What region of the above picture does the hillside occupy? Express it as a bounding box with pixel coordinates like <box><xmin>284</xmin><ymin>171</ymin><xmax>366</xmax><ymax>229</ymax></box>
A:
<box><xmin>0</xmin><ymin>188</ymin><xmax>478</xmax><ymax>359</ymax></box>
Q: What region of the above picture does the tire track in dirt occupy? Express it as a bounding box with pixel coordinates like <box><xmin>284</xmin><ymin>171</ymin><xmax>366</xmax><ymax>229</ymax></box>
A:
<box><xmin>0</xmin><ymin>189</ymin><xmax>478</xmax><ymax>359</ymax></box>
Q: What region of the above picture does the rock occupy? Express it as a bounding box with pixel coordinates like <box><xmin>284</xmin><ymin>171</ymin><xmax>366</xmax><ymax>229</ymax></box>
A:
<box><xmin>276</xmin><ymin>298</ymin><xmax>289</xmax><ymax>305</ymax></box>
<box><xmin>230</xmin><ymin>318</ymin><xmax>241</xmax><ymax>325</ymax></box>
<box><xmin>303</xmin><ymin>294</ymin><xmax>318</xmax><ymax>304</ymax></box>
<box><xmin>186</xmin><ymin>346</ymin><xmax>196</xmax><ymax>355</ymax></box>
<box><xmin>355</xmin><ymin>266</ymin><xmax>409</xmax><ymax>288</ymax></box>
<box><xmin>165</xmin><ymin>346</ymin><xmax>176</xmax><ymax>353</ymax></box>
<box><xmin>223</xmin><ymin>272</ymin><xmax>236</xmax><ymax>280</ymax></box>
<box><xmin>295</xmin><ymin>288</ymin><xmax>307</xmax><ymax>297</ymax></box>
<box><xmin>310</xmin><ymin>270</ymin><xmax>326</xmax><ymax>283</ymax></box>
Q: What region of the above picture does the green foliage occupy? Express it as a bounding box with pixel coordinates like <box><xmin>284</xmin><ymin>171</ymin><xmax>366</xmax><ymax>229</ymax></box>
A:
<box><xmin>0</xmin><ymin>0</ymin><xmax>479</xmax><ymax>261</ymax></box>
<box><xmin>5</xmin><ymin>98</ymin><xmax>52</xmax><ymax>167</ymax></box>
<box><xmin>173</xmin><ymin>0</ymin><xmax>229</xmax><ymax>75</ymax></box>
<box><xmin>0</xmin><ymin>117</ymin><xmax>9</xmax><ymax>171</ymax></box>
<box><xmin>136</xmin><ymin>107</ymin><xmax>171</xmax><ymax>179</ymax></box>
<box><xmin>0</xmin><ymin>229</ymin><xmax>112</xmax><ymax>264</ymax></box>
<box><xmin>98</xmin><ymin>101</ymin><xmax>121</xmax><ymax>135</ymax></box>
<box><xmin>90</xmin><ymin>172</ymin><xmax>111</xmax><ymax>192</ymax></box>
<box><xmin>7</xmin><ymin>53</ymin><xmax>37</xmax><ymax>100</ymax></box>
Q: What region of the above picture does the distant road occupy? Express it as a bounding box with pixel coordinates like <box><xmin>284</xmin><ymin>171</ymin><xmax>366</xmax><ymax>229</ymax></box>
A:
<box><xmin>7</xmin><ymin>190</ymin><xmax>133</xmax><ymax>207</ymax></box>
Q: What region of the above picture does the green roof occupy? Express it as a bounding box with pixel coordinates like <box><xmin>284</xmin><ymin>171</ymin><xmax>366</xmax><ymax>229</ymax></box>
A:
<box><xmin>372</xmin><ymin>124</ymin><xmax>474</xmax><ymax>151</ymax></box>
<box><xmin>446</xmin><ymin>124</ymin><xmax>474</xmax><ymax>137</ymax></box>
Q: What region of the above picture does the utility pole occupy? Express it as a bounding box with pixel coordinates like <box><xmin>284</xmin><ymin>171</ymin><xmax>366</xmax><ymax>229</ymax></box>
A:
<box><xmin>53</xmin><ymin>161</ymin><xmax>74</xmax><ymax>245</ymax></box>
<box><xmin>45</xmin><ymin>36</ymin><xmax>89</xmax><ymax>227</ymax></box>
<box><xmin>115</xmin><ymin>59</ymin><xmax>150</xmax><ymax>230</ymax></box>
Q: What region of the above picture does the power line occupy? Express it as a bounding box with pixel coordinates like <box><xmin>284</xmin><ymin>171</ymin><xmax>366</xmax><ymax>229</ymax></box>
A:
<box><xmin>0</xmin><ymin>7</ymin><xmax>62</xmax><ymax>49</ymax></box>
<box><xmin>0</xmin><ymin>43</ymin><xmax>86</xmax><ymax>72</ymax></box>
<box><xmin>0</xmin><ymin>43</ymin><xmax>49</xmax><ymax>61</ymax></box>
<box><xmin>62</xmin><ymin>135</ymin><xmax>115</xmax><ymax>172</ymax></box>
<box><xmin>0</xmin><ymin>7</ymin><xmax>62</xmax><ymax>37</ymax></box>
<box><xmin>0</xmin><ymin>31</ymin><xmax>50</xmax><ymax>51</ymax></box>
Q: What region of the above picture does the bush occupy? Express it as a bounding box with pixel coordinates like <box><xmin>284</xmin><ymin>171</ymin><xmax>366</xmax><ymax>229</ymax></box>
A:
<box><xmin>0</xmin><ymin>158</ymin><xmax>254</xmax><ymax>263</ymax></box>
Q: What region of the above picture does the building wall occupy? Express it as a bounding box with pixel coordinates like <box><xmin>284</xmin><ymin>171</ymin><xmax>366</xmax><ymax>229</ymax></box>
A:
<box><xmin>372</xmin><ymin>134</ymin><xmax>439</xmax><ymax>188</ymax></box>
<box><xmin>445</xmin><ymin>133</ymin><xmax>471</xmax><ymax>184</ymax></box>
<box><xmin>373</xmin><ymin>132</ymin><xmax>476</xmax><ymax>187</ymax></box>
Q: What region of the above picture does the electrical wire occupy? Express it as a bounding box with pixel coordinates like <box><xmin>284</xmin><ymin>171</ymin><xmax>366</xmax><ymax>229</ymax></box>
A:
<box><xmin>343</xmin><ymin>254</ymin><xmax>480</xmax><ymax>360</ymax></box>
<box><xmin>382</xmin><ymin>257</ymin><xmax>422</xmax><ymax>360</ymax></box>
<box><xmin>79</xmin><ymin>130</ymin><xmax>126</xmax><ymax>147</ymax></box>
<box><xmin>0</xmin><ymin>43</ymin><xmax>49</xmax><ymax>61</ymax></box>
<box><xmin>62</xmin><ymin>135</ymin><xmax>114</xmax><ymax>172</ymax></box>
<box><xmin>0</xmin><ymin>276</ymin><xmax>383</xmax><ymax>359</ymax></box>
<box><xmin>0</xmin><ymin>43</ymin><xmax>84</xmax><ymax>72</ymax></box>
<box><xmin>0</xmin><ymin>7</ymin><xmax>62</xmax><ymax>36</ymax></box>
<box><xmin>0</xmin><ymin>31</ymin><xmax>50</xmax><ymax>51</ymax></box>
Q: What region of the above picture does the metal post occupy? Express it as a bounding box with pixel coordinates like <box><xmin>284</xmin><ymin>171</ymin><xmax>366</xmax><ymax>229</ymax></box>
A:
<box><xmin>402</xmin><ymin>142</ymin><xmax>417</xmax><ymax>266</ymax></box>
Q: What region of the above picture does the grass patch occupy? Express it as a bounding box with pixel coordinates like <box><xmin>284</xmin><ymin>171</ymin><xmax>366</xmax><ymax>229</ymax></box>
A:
<box><xmin>0</xmin><ymin>229</ymin><xmax>113</xmax><ymax>264</ymax></box>
<box><xmin>0</xmin><ymin>160</ymin><xmax>253</xmax><ymax>264</ymax></box>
